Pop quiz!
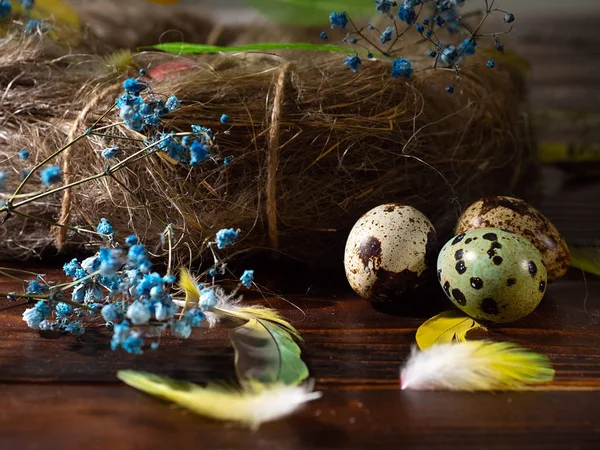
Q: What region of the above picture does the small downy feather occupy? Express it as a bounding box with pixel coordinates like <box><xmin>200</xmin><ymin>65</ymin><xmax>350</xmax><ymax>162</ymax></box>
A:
<box><xmin>117</xmin><ymin>371</ymin><xmax>321</xmax><ymax>429</ymax></box>
<box><xmin>400</xmin><ymin>341</ymin><xmax>554</xmax><ymax>391</ymax></box>
<box><xmin>415</xmin><ymin>310</ymin><xmax>486</xmax><ymax>350</ymax></box>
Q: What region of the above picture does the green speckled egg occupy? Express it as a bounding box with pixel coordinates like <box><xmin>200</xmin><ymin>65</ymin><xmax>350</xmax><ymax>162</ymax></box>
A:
<box><xmin>437</xmin><ymin>228</ymin><xmax>547</xmax><ymax>323</ymax></box>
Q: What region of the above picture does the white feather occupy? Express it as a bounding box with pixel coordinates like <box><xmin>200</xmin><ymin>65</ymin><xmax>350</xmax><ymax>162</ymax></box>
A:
<box><xmin>400</xmin><ymin>341</ymin><xmax>554</xmax><ymax>391</ymax></box>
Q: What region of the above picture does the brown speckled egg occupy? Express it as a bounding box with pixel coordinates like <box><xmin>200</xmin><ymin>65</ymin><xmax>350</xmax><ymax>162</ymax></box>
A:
<box><xmin>455</xmin><ymin>196</ymin><xmax>570</xmax><ymax>281</ymax></box>
<box><xmin>344</xmin><ymin>204</ymin><xmax>437</xmax><ymax>301</ymax></box>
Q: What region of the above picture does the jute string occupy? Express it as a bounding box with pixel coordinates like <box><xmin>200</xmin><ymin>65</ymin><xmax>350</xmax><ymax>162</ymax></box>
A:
<box><xmin>266</xmin><ymin>63</ymin><xmax>289</xmax><ymax>251</ymax></box>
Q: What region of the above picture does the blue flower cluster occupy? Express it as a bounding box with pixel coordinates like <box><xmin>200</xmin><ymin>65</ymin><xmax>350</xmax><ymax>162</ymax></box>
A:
<box><xmin>116</xmin><ymin>78</ymin><xmax>180</xmax><ymax>131</ymax></box>
<box><xmin>215</xmin><ymin>228</ymin><xmax>239</xmax><ymax>249</ymax></box>
<box><xmin>326</xmin><ymin>0</ymin><xmax>512</xmax><ymax>88</ymax></box>
<box><xmin>0</xmin><ymin>0</ymin><xmax>11</xmax><ymax>19</ymax></box>
<box><xmin>149</xmin><ymin>125</ymin><xmax>213</xmax><ymax>167</ymax></box>
<box><xmin>20</xmin><ymin>222</ymin><xmax>254</xmax><ymax>355</ymax></box>
<box><xmin>40</xmin><ymin>165</ymin><xmax>62</xmax><ymax>186</ymax></box>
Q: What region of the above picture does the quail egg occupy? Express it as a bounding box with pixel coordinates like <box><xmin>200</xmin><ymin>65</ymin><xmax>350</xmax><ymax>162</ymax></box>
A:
<box><xmin>344</xmin><ymin>204</ymin><xmax>437</xmax><ymax>301</ymax></box>
<box><xmin>456</xmin><ymin>196</ymin><xmax>570</xmax><ymax>281</ymax></box>
<box><xmin>437</xmin><ymin>228</ymin><xmax>547</xmax><ymax>323</ymax></box>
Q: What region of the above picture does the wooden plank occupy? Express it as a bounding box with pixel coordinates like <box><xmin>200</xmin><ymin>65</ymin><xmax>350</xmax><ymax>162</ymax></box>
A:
<box><xmin>0</xmin><ymin>384</ymin><xmax>599</xmax><ymax>450</ymax></box>
<box><xmin>1</xmin><ymin>272</ymin><xmax>599</xmax><ymax>387</ymax></box>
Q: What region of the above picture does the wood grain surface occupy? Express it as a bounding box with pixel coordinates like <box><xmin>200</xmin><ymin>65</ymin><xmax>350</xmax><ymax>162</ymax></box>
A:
<box><xmin>1</xmin><ymin>267</ymin><xmax>599</xmax><ymax>449</ymax></box>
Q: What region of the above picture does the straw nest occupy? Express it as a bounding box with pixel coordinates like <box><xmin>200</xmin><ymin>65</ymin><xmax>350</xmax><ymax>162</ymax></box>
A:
<box><xmin>0</xmin><ymin>17</ymin><xmax>533</xmax><ymax>268</ymax></box>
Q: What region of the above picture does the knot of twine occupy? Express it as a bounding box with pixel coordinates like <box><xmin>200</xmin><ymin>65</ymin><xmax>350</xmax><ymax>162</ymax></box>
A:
<box><xmin>56</xmin><ymin>84</ymin><xmax>121</xmax><ymax>250</ymax></box>
<box><xmin>265</xmin><ymin>63</ymin><xmax>289</xmax><ymax>251</ymax></box>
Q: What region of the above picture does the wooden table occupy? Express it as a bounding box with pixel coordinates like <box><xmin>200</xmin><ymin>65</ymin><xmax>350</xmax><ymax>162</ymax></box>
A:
<box><xmin>1</xmin><ymin>266</ymin><xmax>599</xmax><ymax>449</ymax></box>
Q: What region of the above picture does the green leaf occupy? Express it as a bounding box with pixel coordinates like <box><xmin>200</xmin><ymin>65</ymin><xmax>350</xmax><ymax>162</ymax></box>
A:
<box><xmin>140</xmin><ymin>41</ymin><xmax>350</xmax><ymax>55</ymax></box>
<box><xmin>571</xmin><ymin>247</ymin><xmax>600</xmax><ymax>277</ymax></box>
<box><xmin>229</xmin><ymin>318</ymin><xmax>309</xmax><ymax>386</ymax></box>
<box><xmin>243</xmin><ymin>0</ymin><xmax>374</xmax><ymax>25</ymax></box>
<box><xmin>416</xmin><ymin>310</ymin><xmax>487</xmax><ymax>350</ymax></box>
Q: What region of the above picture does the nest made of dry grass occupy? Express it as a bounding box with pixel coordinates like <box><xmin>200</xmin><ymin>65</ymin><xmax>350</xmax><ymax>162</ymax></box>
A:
<box><xmin>0</xmin><ymin>21</ymin><xmax>533</xmax><ymax>267</ymax></box>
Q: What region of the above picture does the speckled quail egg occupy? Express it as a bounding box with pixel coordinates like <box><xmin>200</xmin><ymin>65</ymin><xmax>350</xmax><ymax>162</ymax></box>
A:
<box><xmin>455</xmin><ymin>196</ymin><xmax>570</xmax><ymax>281</ymax></box>
<box><xmin>344</xmin><ymin>204</ymin><xmax>437</xmax><ymax>301</ymax></box>
<box><xmin>437</xmin><ymin>228</ymin><xmax>547</xmax><ymax>323</ymax></box>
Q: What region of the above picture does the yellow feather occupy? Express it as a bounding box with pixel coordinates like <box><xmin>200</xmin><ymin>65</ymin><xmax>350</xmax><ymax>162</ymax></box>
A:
<box><xmin>117</xmin><ymin>371</ymin><xmax>321</xmax><ymax>429</ymax></box>
<box><xmin>415</xmin><ymin>310</ymin><xmax>486</xmax><ymax>350</ymax></box>
<box><xmin>401</xmin><ymin>341</ymin><xmax>555</xmax><ymax>391</ymax></box>
<box><xmin>216</xmin><ymin>305</ymin><xmax>302</xmax><ymax>340</ymax></box>
<box><xmin>178</xmin><ymin>268</ymin><xmax>200</xmax><ymax>312</ymax></box>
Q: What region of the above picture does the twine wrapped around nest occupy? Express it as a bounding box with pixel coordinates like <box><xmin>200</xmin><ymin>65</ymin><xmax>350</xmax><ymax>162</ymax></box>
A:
<box><xmin>0</xmin><ymin>26</ymin><xmax>533</xmax><ymax>266</ymax></box>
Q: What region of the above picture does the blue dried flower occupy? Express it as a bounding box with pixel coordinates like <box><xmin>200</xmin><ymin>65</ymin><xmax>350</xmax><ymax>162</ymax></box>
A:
<box><xmin>215</xmin><ymin>228</ymin><xmax>238</xmax><ymax>249</ymax></box>
<box><xmin>165</xmin><ymin>95</ymin><xmax>180</xmax><ymax>112</ymax></box>
<box><xmin>380</xmin><ymin>27</ymin><xmax>393</xmax><ymax>44</ymax></box>
<box><xmin>458</xmin><ymin>38</ymin><xmax>476</xmax><ymax>57</ymax></box>
<box><xmin>191</xmin><ymin>125</ymin><xmax>213</xmax><ymax>143</ymax></box>
<box><xmin>428</xmin><ymin>49</ymin><xmax>437</xmax><ymax>57</ymax></box>
<box><xmin>398</xmin><ymin>1</ymin><xmax>417</xmax><ymax>25</ymax></box>
<box><xmin>97</xmin><ymin>218</ymin><xmax>114</xmax><ymax>236</ymax></box>
<box><xmin>98</xmin><ymin>274</ymin><xmax>122</xmax><ymax>292</ymax></box>
<box><xmin>128</xmin><ymin>244</ymin><xmax>150</xmax><ymax>270</ymax></box>
<box><xmin>329</xmin><ymin>12</ymin><xmax>348</xmax><ymax>29</ymax></box>
<box><xmin>110</xmin><ymin>321</ymin><xmax>131</xmax><ymax>350</ymax></box>
<box><xmin>125</xmin><ymin>234</ymin><xmax>138</xmax><ymax>246</ymax></box>
<box><xmin>223</xmin><ymin>155</ymin><xmax>234</xmax><ymax>165</ymax></box>
<box><xmin>66</xmin><ymin>321</ymin><xmax>85</xmax><ymax>336</ymax></box>
<box><xmin>22</xmin><ymin>307</ymin><xmax>44</xmax><ymax>329</ymax></box>
<box><xmin>72</xmin><ymin>284</ymin><xmax>86</xmax><ymax>303</ymax></box>
<box><xmin>55</xmin><ymin>302</ymin><xmax>73</xmax><ymax>319</ymax></box>
<box><xmin>348</xmin><ymin>37</ymin><xmax>357</xmax><ymax>44</ymax></box>
<box><xmin>22</xmin><ymin>300</ymin><xmax>50</xmax><ymax>329</ymax></box>
<box><xmin>99</xmin><ymin>247</ymin><xmax>123</xmax><ymax>274</ymax></box>
<box><xmin>416</xmin><ymin>24</ymin><xmax>424</xmax><ymax>33</ymax></box>
<box><xmin>63</xmin><ymin>258</ymin><xmax>80</xmax><ymax>277</ymax></box>
<box><xmin>445</xmin><ymin>85</ymin><xmax>455</xmax><ymax>94</ymax></box>
<box><xmin>101</xmin><ymin>304</ymin><xmax>121</xmax><ymax>322</ymax></box>
<box><xmin>240</xmin><ymin>270</ymin><xmax>254</xmax><ymax>288</ymax></box>
<box><xmin>391</xmin><ymin>58</ymin><xmax>413</xmax><ymax>78</ymax></box>
<box><xmin>135</xmin><ymin>272</ymin><xmax>163</xmax><ymax>297</ymax></box>
<box><xmin>184</xmin><ymin>309</ymin><xmax>205</xmax><ymax>327</ymax></box>
<box><xmin>220</xmin><ymin>114</ymin><xmax>230</xmax><ymax>124</ymax></box>
<box><xmin>26</xmin><ymin>278</ymin><xmax>48</xmax><ymax>294</ymax></box>
<box><xmin>320</xmin><ymin>31</ymin><xmax>328</xmax><ymax>40</ymax></box>
<box><xmin>40</xmin><ymin>165</ymin><xmax>62</xmax><ymax>186</ymax></box>
<box><xmin>190</xmin><ymin>140</ymin><xmax>209</xmax><ymax>166</ymax></box>
<box><xmin>0</xmin><ymin>0</ymin><xmax>11</xmax><ymax>19</ymax></box>
<box><xmin>171</xmin><ymin>320</ymin><xmax>192</xmax><ymax>339</ymax></box>
<box><xmin>24</xmin><ymin>19</ymin><xmax>48</xmax><ymax>34</ymax></box>
<box><xmin>154</xmin><ymin>301</ymin><xmax>177</xmax><ymax>321</ymax></box>
<box><xmin>18</xmin><ymin>149</ymin><xmax>30</xmax><ymax>160</ymax></box>
<box><xmin>441</xmin><ymin>45</ymin><xmax>459</xmax><ymax>66</ymax></box>
<box><xmin>425</xmin><ymin>30</ymin><xmax>432</xmax><ymax>38</ymax></box>
<box><xmin>163</xmin><ymin>274</ymin><xmax>176</xmax><ymax>285</ymax></box>
<box><xmin>376</xmin><ymin>0</ymin><xmax>396</xmax><ymax>14</ymax></box>
<box><xmin>209</xmin><ymin>268</ymin><xmax>217</xmax><ymax>278</ymax></box>
<box><xmin>19</xmin><ymin>0</ymin><xmax>33</xmax><ymax>9</ymax></box>
<box><xmin>343</xmin><ymin>55</ymin><xmax>361</xmax><ymax>73</ymax></box>
<box><xmin>81</xmin><ymin>255</ymin><xmax>100</xmax><ymax>273</ymax></box>
<box><xmin>123</xmin><ymin>78</ymin><xmax>147</xmax><ymax>95</ymax></box>
<box><xmin>504</xmin><ymin>12</ymin><xmax>515</xmax><ymax>23</ymax></box>
<box><xmin>126</xmin><ymin>301</ymin><xmax>151</xmax><ymax>325</ymax></box>
<box><xmin>487</xmin><ymin>59</ymin><xmax>495</xmax><ymax>69</ymax></box>
<box><xmin>84</xmin><ymin>284</ymin><xmax>104</xmax><ymax>304</ymax></box>
<box><xmin>123</xmin><ymin>332</ymin><xmax>144</xmax><ymax>355</ymax></box>
<box><xmin>199</xmin><ymin>288</ymin><xmax>218</xmax><ymax>311</ymax></box>
<box><xmin>101</xmin><ymin>145</ymin><xmax>121</xmax><ymax>159</ymax></box>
